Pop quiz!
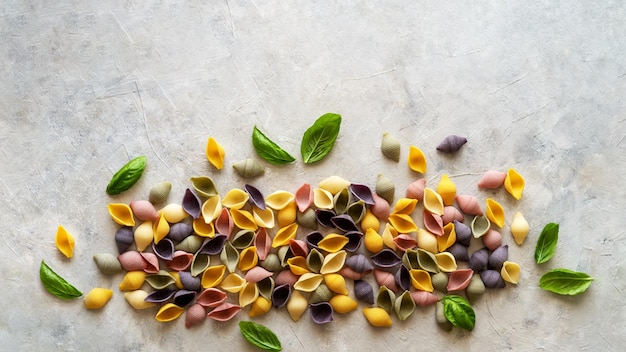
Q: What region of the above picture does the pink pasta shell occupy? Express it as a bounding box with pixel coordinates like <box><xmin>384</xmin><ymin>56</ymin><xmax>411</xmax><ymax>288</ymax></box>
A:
<box><xmin>289</xmin><ymin>239</ymin><xmax>309</xmax><ymax>258</ymax></box>
<box><xmin>393</xmin><ymin>234</ymin><xmax>417</xmax><ymax>252</ymax></box>
<box><xmin>370</xmin><ymin>193</ymin><xmax>390</xmax><ymax>220</ymax></box>
<box><xmin>455</xmin><ymin>195</ymin><xmax>483</xmax><ymax>216</ymax></box>
<box><xmin>196</xmin><ymin>288</ymin><xmax>227</xmax><ymax>308</ymax></box>
<box><xmin>410</xmin><ymin>290</ymin><xmax>439</xmax><ymax>307</ymax></box>
<box><xmin>477</xmin><ymin>170</ymin><xmax>506</xmax><ymax>189</ymax></box>
<box><xmin>214</xmin><ymin>208</ymin><xmax>233</xmax><ymax>239</ymax></box>
<box><xmin>254</xmin><ymin>228</ymin><xmax>272</xmax><ymax>261</ymax></box>
<box><xmin>166</xmin><ymin>251</ymin><xmax>193</xmax><ymax>271</ymax></box>
<box><xmin>140</xmin><ymin>252</ymin><xmax>160</xmax><ymax>274</ymax></box>
<box><xmin>442</xmin><ymin>206</ymin><xmax>464</xmax><ymax>225</ymax></box>
<box><xmin>405</xmin><ymin>178</ymin><xmax>426</xmax><ymax>201</ymax></box>
<box><xmin>274</xmin><ymin>270</ymin><xmax>300</xmax><ymax>287</ymax></box>
<box><xmin>482</xmin><ymin>229</ymin><xmax>503</xmax><ymax>251</ymax></box>
<box><xmin>118</xmin><ymin>251</ymin><xmax>147</xmax><ymax>271</ymax></box>
<box><xmin>295</xmin><ymin>183</ymin><xmax>313</xmax><ymax>213</ymax></box>
<box><xmin>206</xmin><ymin>303</ymin><xmax>241</xmax><ymax>322</ymax></box>
<box><xmin>447</xmin><ymin>269</ymin><xmax>474</xmax><ymax>291</ymax></box>
<box><xmin>423</xmin><ymin>211</ymin><xmax>444</xmax><ymax>236</ymax></box>
<box><xmin>244</xmin><ymin>266</ymin><xmax>274</xmax><ymax>283</ymax></box>
<box><xmin>374</xmin><ymin>269</ymin><xmax>399</xmax><ymax>293</ymax></box>
<box><xmin>130</xmin><ymin>200</ymin><xmax>160</xmax><ymax>221</ymax></box>
<box><xmin>338</xmin><ymin>266</ymin><xmax>370</xmax><ymax>281</ymax></box>
<box><xmin>185</xmin><ymin>303</ymin><xmax>207</xmax><ymax>328</ymax></box>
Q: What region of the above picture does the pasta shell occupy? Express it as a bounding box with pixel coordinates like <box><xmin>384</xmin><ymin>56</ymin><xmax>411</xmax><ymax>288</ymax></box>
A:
<box><xmin>333</xmin><ymin>187</ymin><xmax>351</xmax><ymax>214</ymax></box>
<box><xmin>375</xmin><ymin>174</ymin><xmax>395</xmax><ymax>205</ymax></box>
<box><xmin>168</xmin><ymin>222</ymin><xmax>193</xmax><ymax>242</ymax></box>
<box><xmin>272</xmin><ymin>283</ymin><xmax>292</xmax><ymax>308</ymax></box>
<box><xmin>393</xmin><ymin>234</ymin><xmax>417</xmax><ymax>252</ymax></box>
<box><xmin>371</xmin><ymin>249</ymin><xmax>402</xmax><ymax>268</ymax></box>
<box><xmin>344</xmin><ymin>231</ymin><xmax>364</xmax><ymax>253</ymax></box>
<box><xmin>309</xmin><ymin>283</ymin><xmax>333</xmax><ymax>304</ymax></box>
<box><xmin>363</xmin><ymin>307</ymin><xmax>393</xmax><ymax>327</ymax></box>
<box><xmin>434</xmin><ymin>252</ymin><xmax>457</xmax><ymax>272</ymax></box>
<box><xmin>394</xmin><ymin>290</ymin><xmax>415</xmax><ymax>321</ymax></box>
<box><xmin>401</xmin><ymin>249</ymin><xmax>419</xmax><ymax>270</ymax></box>
<box><xmin>320</xmin><ymin>250</ymin><xmax>347</xmax><ymax>274</ymax></box>
<box><xmin>446</xmin><ymin>269</ymin><xmax>474</xmax><ymax>291</ymax></box>
<box><xmin>376</xmin><ymin>286</ymin><xmax>396</xmax><ymax>313</ymax></box>
<box><xmin>504</xmin><ymin>168</ymin><xmax>525</xmax><ymax>200</ymax></box>
<box><xmin>244</xmin><ymin>266</ymin><xmax>273</xmax><ymax>283</ymax></box>
<box><xmin>119</xmin><ymin>271</ymin><xmax>146</xmax><ymax>291</ymax></box>
<box><xmin>410</xmin><ymin>290</ymin><xmax>439</xmax><ymax>307</ymax></box>
<box><xmin>477</xmin><ymin>170</ymin><xmax>506</xmax><ymax>189</ymax></box>
<box><xmin>436</xmin><ymin>174</ymin><xmax>456</xmax><ymax>206</ymax></box>
<box><xmin>346</xmin><ymin>201</ymin><xmax>366</xmax><ymax>224</ymax></box>
<box><xmin>124</xmin><ymin>290</ymin><xmax>155</xmax><ymax>310</ymax></box>
<box><xmin>423</xmin><ymin>211</ymin><xmax>443</xmax><ymax>236</ymax></box>
<box><xmin>431</xmin><ymin>272</ymin><xmax>449</xmax><ymax>293</ymax></box>
<box><xmin>297</xmin><ymin>208</ymin><xmax>318</xmax><ymax>230</ymax></box>
<box><xmin>436</xmin><ymin>135</ymin><xmax>467</xmax><ymax>153</ymax></box>
<box><xmin>371</xmin><ymin>193</ymin><xmax>391</xmax><ymax>221</ymax></box>
<box><xmin>198</xmin><ymin>234</ymin><xmax>227</xmax><ymax>255</ymax></box>
<box><xmin>329</xmin><ymin>294</ymin><xmax>358</xmax><ymax>314</ymax></box>
<box><xmin>405</xmin><ymin>178</ymin><xmax>426</xmax><ymax>201</ymax></box>
<box><xmin>388</xmin><ymin>213</ymin><xmax>418</xmax><ymax>234</ymax></box>
<box><xmin>272</xmin><ymin>223</ymin><xmax>298</xmax><ymax>248</ymax></box>
<box><xmin>510</xmin><ymin>211</ymin><xmax>529</xmax><ymax>245</ymax></box>
<box><xmin>108</xmin><ymin>203</ymin><xmax>135</xmax><ymax>227</ymax></box>
<box><xmin>294</xmin><ymin>273</ymin><xmax>323</xmax><ymax>292</ymax></box>
<box><xmin>381</xmin><ymin>132</ymin><xmax>401</xmax><ymax>162</ymax></box>
<box><xmin>238</xmin><ymin>246</ymin><xmax>258</xmax><ymax>272</ymax></box>
<box><xmin>141</xmin><ymin>253</ymin><xmax>160</xmax><ymax>273</ymax></box>
<box><xmin>114</xmin><ymin>226</ymin><xmax>134</xmax><ymax>254</ymax></box>
<box><xmin>392</xmin><ymin>198</ymin><xmax>418</xmax><ymax>215</ymax></box>
<box><xmin>409</xmin><ymin>269</ymin><xmax>434</xmax><ymax>292</ymax></box>
<box><xmin>288</xmin><ymin>239</ymin><xmax>308</xmax><ymax>259</ymax></box>
<box><xmin>173</xmin><ymin>289</ymin><xmax>197</xmax><ymax>307</ymax></box>
<box><xmin>345</xmin><ymin>254</ymin><xmax>374</xmax><ymax>273</ymax></box>
<box><xmin>416</xmin><ymin>228</ymin><xmax>439</xmax><ymax>253</ymax></box>
<box><xmin>181</xmin><ymin>188</ymin><xmax>202</xmax><ymax>219</ymax></box>
<box><xmin>485</xmin><ymin>198</ymin><xmax>505</xmax><ymax>228</ymax></box>
<box><xmin>448</xmin><ymin>243</ymin><xmax>469</xmax><ymax>262</ymax></box>
<box><xmin>287</xmin><ymin>256</ymin><xmax>311</xmax><ymax>276</ymax></box>
<box><xmin>315</xmin><ymin>209</ymin><xmax>336</xmax><ymax>228</ymax></box>
<box><xmin>469</xmin><ymin>248</ymin><xmax>489</xmax><ymax>272</ymax></box>
<box><xmin>277</xmin><ymin>201</ymin><xmax>297</xmax><ymax>228</ymax></box>
<box><xmin>287</xmin><ymin>290</ymin><xmax>308</xmax><ymax>321</ymax></box>
<box><xmin>55</xmin><ymin>225</ymin><xmax>75</xmax><ymax>259</ymax></box>
<box><xmin>218</xmin><ymin>241</ymin><xmax>239</xmax><ymax>273</ymax></box>
<box><xmin>152</xmin><ymin>213</ymin><xmax>170</xmax><ymax>244</ymax></box>
<box><xmin>324</xmin><ymin>273</ymin><xmax>348</xmax><ymax>295</ymax></box>
<box><xmin>319</xmin><ymin>175</ymin><xmax>351</xmax><ymax>195</ymax></box>
<box><xmin>214</xmin><ymin>209</ymin><xmax>233</xmax><ymax>238</ymax></box>
<box><xmin>118</xmin><ymin>251</ymin><xmax>147</xmax><ymax>271</ymax></box>
<box><xmin>238</xmin><ymin>281</ymin><xmax>259</xmax><ymax>307</ymax></box>
<box><xmin>274</xmin><ymin>269</ymin><xmax>299</xmax><ymax>287</ymax></box>
<box><xmin>152</xmin><ymin>238</ymin><xmax>175</xmax><ymax>261</ymax></box>
<box><xmin>190</xmin><ymin>176</ymin><xmax>219</xmax><ymax>198</ymax></box>
<box><xmin>192</xmin><ymin>218</ymin><xmax>215</xmax><ymax>238</ymax></box>
<box><xmin>179</xmin><ymin>271</ymin><xmax>201</xmax><ymax>291</ymax></box>
<box><xmin>455</xmin><ymin>195</ymin><xmax>483</xmax><ymax>216</ymax></box>
<box><xmin>453</xmin><ymin>220</ymin><xmax>472</xmax><ymax>247</ymax></box>
<box><xmin>155</xmin><ymin>303</ymin><xmax>185</xmax><ymax>322</ymax></box>
<box><xmin>221</xmin><ymin>189</ymin><xmax>250</xmax><ymax>210</ymax></box>
<box><xmin>265</xmin><ymin>190</ymin><xmax>295</xmax><ymax>210</ymax></box>
<box><xmin>231</xmin><ymin>229</ymin><xmax>255</xmax><ymax>249</ymax></box>
<box><xmin>190</xmin><ymin>252</ymin><xmax>211</xmax><ymax>277</ymax></box>
<box><xmin>84</xmin><ymin>288</ymin><xmax>113</xmax><ymax>310</ymax></box>
<box><xmin>244</xmin><ymin>184</ymin><xmax>266</xmax><ymax>210</ymax></box>
<box><xmin>395</xmin><ymin>265</ymin><xmax>412</xmax><ymax>291</ymax></box>
<box><xmin>442</xmin><ymin>206</ymin><xmax>464</xmax><ymax>225</ymax></box>
<box><xmin>278</xmin><ymin>245</ymin><xmax>294</xmax><ymax>268</ymax></box>
<box><xmin>313</xmin><ymin>188</ymin><xmax>334</xmax><ymax>209</ymax></box>
<box><xmin>257</xmin><ymin>274</ymin><xmax>274</xmax><ymax>300</ymax></box>
<box><xmin>167</xmin><ymin>251</ymin><xmax>193</xmax><ymax>271</ymax></box>
<box><xmin>207</xmin><ymin>302</ymin><xmax>241</xmax><ymax>322</ymax></box>
<box><xmin>374</xmin><ymin>269</ymin><xmax>398</xmax><ymax>292</ymax></box>
<box><xmin>354</xmin><ymin>280</ymin><xmax>375</xmax><ymax>305</ymax></box>
<box><xmin>415</xmin><ymin>248</ymin><xmax>439</xmax><ymax>273</ymax></box>
<box><xmin>501</xmin><ymin>261</ymin><xmax>521</xmax><ymax>284</ymax></box>
<box><xmin>408</xmin><ymin>146</ymin><xmax>427</xmax><ymax>174</ymax></box>
<box><xmin>252</xmin><ymin>228</ymin><xmax>271</xmax><ymax>261</ymax></box>
<box><xmin>482</xmin><ymin>229</ymin><xmax>502</xmax><ymax>251</ymax></box>
<box><xmin>423</xmin><ymin>188</ymin><xmax>444</xmax><ymax>216</ymax></box>
<box><xmin>232</xmin><ymin>158</ymin><xmax>264</xmax><ymax>178</ymax></box>
<box><xmin>488</xmin><ymin>245</ymin><xmax>509</xmax><ymax>271</ymax></box>
<box><xmin>480</xmin><ymin>269</ymin><xmax>506</xmax><ymax>289</ymax></box>
<box><xmin>436</xmin><ymin>301</ymin><xmax>453</xmax><ymax>331</ymax></box>
<box><xmin>306</xmin><ymin>248</ymin><xmax>325</xmax><ymax>273</ymax></box>
<box><xmin>295</xmin><ymin>183</ymin><xmax>313</xmax><ymax>212</ymax></box>
<box><xmin>93</xmin><ymin>253</ymin><xmax>123</xmax><ymax>274</ymax></box>
<box><xmin>185</xmin><ymin>303</ymin><xmax>207</xmax><ymax>328</ymax></box>
<box><xmin>200</xmin><ymin>196</ymin><xmax>222</xmax><ymax>225</ymax></box>
<box><xmin>220</xmin><ymin>273</ymin><xmax>246</xmax><ymax>293</ymax></box>
<box><xmin>438</xmin><ymin>223</ymin><xmax>456</xmax><ymax>252</ymax></box>
<box><xmin>466</xmin><ymin>274</ymin><xmax>486</xmax><ymax>303</ymax></box>
<box><xmin>130</xmin><ymin>200</ymin><xmax>159</xmax><ymax>222</ymax></box>
<box><xmin>349</xmin><ymin>183</ymin><xmax>375</xmax><ymax>205</ymax></box>
<box><xmin>146</xmin><ymin>270</ymin><xmax>176</xmax><ymax>290</ymax></box>
<box><xmin>331</xmin><ymin>214</ymin><xmax>359</xmax><ymax>233</ymax></box>
<box><xmin>260</xmin><ymin>253</ymin><xmax>282</xmax><ymax>273</ymax></box>
<box><xmin>230</xmin><ymin>208</ymin><xmax>257</xmax><ymax>231</ymax></box>
<box><xmin>317</xmin><ymin>233</ymin><xmax>349</xmax><ymax>253</ymax></box>
<box><xmin>149</xmin><ymin>181</ymin><xmax>172</xmax><ymax>204</ymax></box>
<box><xmin>364</xmin><ymin>228</ymin><xmax>384</xmax><ymax>253</ymax></box>
<box><xmin>175</xmin><ymin>234</ymin><xmax>203</xmax><ymax>253</ymax></box>
<box><xmin>249</xmin><ymin>296</ymin><xmax>272</xmax><ymax>317</ymax></box>
<box><xmin>201</xmin><ymin>265</ymin><xmax>226</xmax><ymax>288</ymax></box>
<box><xmin>471</xmin><ymin>215</ymin><xmax>491</xmax><ymax>238</ymax></box>
<box><xmin>361</xmin><ymin>209</ymin><xmax>380</xmax><ymax>233</ymax></box>
<box><xmin>206</xmin><ymin>137</ymin><xmax>225</xmax><ymax>170</ymax></box>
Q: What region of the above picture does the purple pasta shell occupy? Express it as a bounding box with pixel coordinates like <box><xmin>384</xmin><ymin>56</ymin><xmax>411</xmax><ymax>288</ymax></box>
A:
<box><xmin>488</xmin><ymin>245</ymin><xmax>509</xmax><ymax>270</ymax></box>
<box><xmin>395</xmin><ymin>265</ymin><xmax>412</xmax><ymax>292</ymax></box>
<box><xmin>480</xmin><ymin>270</ymin><xmax>506</xmax><ymax>288</ymax></box>
<box><xmin>272</xmin><ymin>284</ymin><xmax>292</xmax><ymax>308</ymax></box>
<box><xmin>168</xmin><ymin>222</ymin><xmax>193</xmax><ymax>242</ymax></box>
<box><xmin>310</xmin><ymin>302</ymin><xmax>334</xmax><ymax>324</ymax></box>
<box><xmin>345</xmin><ymin>254</ymin><xmax>374</xmax><ymax>273</ymax></box>
<box><xmin>331</xmin><ymin>214</ymin><xmax>359</xmax><ymax>233</ymax></box>
<box><xmin>354</xmin><ymin>280</ymin><xmax>374</xmax><ymax>305</ymax></box>
<box><xmin>114</xmin><ymin>226</ymin><xmax>134</xmax><ymax>253</ymax></box>
<box><xmin>182</xmin><ymin>188</ymin><xmax>202</xmax><ymax>219</ymax></box>
<box><xmin>198</xmin><ymin>234</ymin><xmax>227</xmax><ymax>255</ymax></box>
<box><xmin>469</xmin><ymin>248</ymin><xmax>489</xmax><ymax>272</ymax></box>
<box><xmin>453</xmin><ymin>220</ymin><xmax>472</xmax><ymax>247</ymax></box>
<box><xmin>152</xmin><ymin>238</ymin><xmax>175</xmax><ymax>261</ymax></box>
<box><xmin>244</xmin><ymin>184</ymin><xmax>265</xmax><ymax>210</ymax></box>
<box><xmin>349</xmin><ymin>183</ymin><xmax>375</xmax><ymax>205</ymax></box>
<box><xmin>447</xmin><ymin>243</ymin><xmax>469</xmax><ymax>262</ymax></box>
<box><xmin>179</xmin><ymin>271</ymin><xmax>201</xmax><ymax>291</ymax></box>
<box><xmin>306</xmin><ymin>231</ymin><xmax>324</xmax><ymax>250</ymax></box>
<box><xmin>144</xmin><ymin>288</ymin><xmax>176</xmax><ymax>303</ymax></box>
<box><xmin>173</xmin><ymin>289</ymin><xmax>197</xmax><ymax>307</ymax></box>
<box><xmin>370</xmin><ymin>249</ymin><xmax>402</xmax><ymax>269</ymax></box>
<box><xmin>343</xmin><ymin>231</ymin><xmax>364</xmax><ymax>253</ymax></box>
<box><xmin>316</xmin><ymin>209</ymin><xmax>336</xmax><ymax>228</ymax></box>
<box><xmin>436</xmin><ymin>135</ymin><xmax>467</xmax><ymax>153</ymax></box>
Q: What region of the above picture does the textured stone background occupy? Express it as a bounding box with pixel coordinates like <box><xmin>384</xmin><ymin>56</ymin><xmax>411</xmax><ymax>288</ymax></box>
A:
<box><xmin>1</xmin><ymin>1</ymin><xmax>624</xmax><ymax>351</ymax></box>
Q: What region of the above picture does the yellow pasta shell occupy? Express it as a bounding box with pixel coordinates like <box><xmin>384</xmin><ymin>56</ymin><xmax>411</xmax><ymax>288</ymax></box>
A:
<box><xmin>501</xmin><ymin>261</ymin><xmax>521</xmax><ymax>284</ymax></box>
<box><xmin>134</xmin><ymin>221</ymin><xmax>154</xmax><ymax>252</ymax></box>
<box><xmin>238</xmin><ymin>246</ymin><xmax>259</xmax><ymax>272</ymax></box>
<box><xmin>320</xmin><ymin>250</ymin><xmax>347</xmax><ymax>274</ymax></box>
<box><xmin>363</xmin><ymin>307</ymin><xmax>393</xmax><ymax>327</ymax></box>
<box><xmin>313</xmin><ymin>188</ymin><xmax>334</xmax><ymax>209</ymax></box>
<box><xmin>272</xmin><ymin>223</ymin><xmax>299</xmax><ymax>248</ymax></box>
<box><xmin>434</xmin><ymin>252</ymin><xmax>458</xmax><ymax>272</ymax></box>
<box><xmin>436</xmin><ymin>174</ymin><xmax>456</xmax><ymax>206</ymax></box>
<box><xmin>206</xmin><ymin>137</ymin><xmax>225</xmax><ymax>170</ymax></box>
<box><xmin>317</xmin><ymin>234</ymin><xmax>349</xmax><ymax>253</ymax></box>
<box><xmin>423</xmin><ymin>188</ymin><xmax>444</xmax><ymax>216</ymax></box>
<box><xmin>123</xmin><ymin>290</ymin><xmax>156</xmax><ymax>310</ymax></box>
<box><xmin>392</xmin><ymin>198</ymin><xmax>418</xmax><ymax>215</ymax></box>
<box><xmin>324</xmin><ymin>273</ymin><xmax>349</xmax><ymax>295</ymax></box>
<box><xmin>231</xmin><ymin>208</ymin><xmax>258</xmax><ymax>231</ymax></box>
<box><xmin>319</xmin><ymin>175</ymin><xmax>351</xmax><ymax>195</ymax></box>
<box><xmin>416</xmin><ymin>228</ymin><xmax>439</xmax><ymax>254</ymax></box>
<box><xmin>193</xmin><ymin>217</ymin><xmax>215</xmax><ymax>238</ymax></box>
<box><xmin>249</xmin><ymin>296</ymin><xmax>272</xmax><ymax>317</ymax></box>
<box><xmin>510</xmin><ymin>212</ymin><xmax>529</xmax><ymax>245</ymax></box>
<box><xmin>202</xmin><ymin>196</ymin><xmax>223</xmax><ymax>224</ymax></box>
<box><xmin>381</xmin><ymin>223</ymin><xmax>398</xmax><ymax>251</ymax></box>
<box><xmin>329</xmin><ymin>294</ymin><xmax>358</xmax><ymax>314</ymax></box>
<box><xmin>287</xmin><ymin>290</ymin><xmax>308</xmax><ymax>321</ymax></box>
<box><xmin>294</xmin><ymin>273</ymin><xmax>323</xmax><ymax>292</ymax></box>
<box><xmin>388</xmin><ymin>213</ymin><xmax>418</xmax><ymax>233</ymax></box>
<box><xmin>119</xmin><ymin>271</ymin><xmax>146</xmax><ymax>291</ymax></box>
<box><xmin>239</xmin><ymin>281</ymin><xmax>259</xmax><ymax>308</ymax></box>
<box><xmin>170</xmin><ymin>271</ymin><xmax>184</xmax><ymax>289</ymax></box>
<box><xmin>409</xmin><ymin>269</ymin><xmax>434</xmax><ymax>292</ymax></box>
<box><xmin>504</xmin><ymin>168</ymin><xmax>525</xmax><ymax>200</ymax></box>
<box><xmin>55</xmin><ymin>225</ymin><xmax>75</xmax><ymax>259</ymax></box>
<box><xmin>360</xmin><ymin>209</ymin><xmax>380</xmax><ymax>232</ymax></box>
<box><xmin>253</xmin><ymin>207</ymin><xmax>275</xmax><ymax>228</ymax></box>
<box><xmin>161</xmin><ymin>203</ymin><xmax>189</xmax><ymax>223</ymax></box>
<box><xmin>277</xmin><ymin>201</ymin><xmax>297</xmax><ymax>228</ymax></box>
<box><xmin>265</xmin><ymin>190</ymin><xmax>295</xmax><ymax>210</ymax></box>
<box><xmin>287</xmin><ymin>256</ymin><xmax>311</xmax><ymax>276</ymax></box>
<box><xmin>221</xmin><ymin>188</ymin><xmax>249</xmax><ymax>209</ymax></box>
<box><xmin>201</xmin><ymin>265</ymin><xmax>226</xmax><ymax>288</ymax></box>
<box><xmin>408</xmin><ymin>146</ymin><xmax>427</xmax><ymax>174</ymax></box>
<box><xmin>155</xmin><ymin>303</ymin><xmax>185</xmax><ymax>322</ymax></box>
<box><xmin>84</xmin><ymin>288</ymin><xmax>113</xmax><ymax>310</ymax></box>
<box><xmin>152</xmin><ymin>213</ymin><xmax>170</xmax><ymax>244</ymax></box>
<box><xmin>220</xmin><ymin>273</ymin><xmax>246</xmax><ymax>293</ymax></box>
<box><xmin>107</xmin><ymin>203</ymin><xmax>135</xmax><ymax>227</ymax></box>
<box><xmin>364</xmin><ymin>228</ymin><xmax>384</xmax><ymax>253</ymax></box>
<box><xmin>437</xmin><ymin>222</ymin><xmax>456</xmax><ymax>252</ymax></box>
<box><xmin>485</xmin><ymin>198</ymin><xmax>505</xmax><ymax>228</ymax></box>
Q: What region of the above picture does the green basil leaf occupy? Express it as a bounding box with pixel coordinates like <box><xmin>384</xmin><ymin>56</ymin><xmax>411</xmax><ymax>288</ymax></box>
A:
<box><xmin>40</xmin><ymin>260</ymin><xmax>82</xmax><ymax>300</ymax></box>
<box><xmin>239</xmin><ymin>321</ymin><xmax>282</xmax><ymax>351</ymax></box>
<box><xmin>539</xmin><ymin>268</ymin><xmax>593</xmax><ymax>295</ymax></box>
<box><xmin>106</xmin><ymin>155</ymin><xmax>147</xmax><ymax>195</ymax></box>
<box><xmin>535</xmin><ymin>222</ymin><xmax>559</xmax><ymax>264</ymax></box>
<box><xmin>441</xmin><ymin>295</ymin><xmax>475</xmax><ymax>331</ymax></box>
<box><xmin>300</xmin><ymin>113</ymin><xmax>341</xmax><ymax>164</ymax></box>
<box><xmin>252</xmin><ymin>126</ymin><xmax>296</xmax><ymax>165</ymax></box>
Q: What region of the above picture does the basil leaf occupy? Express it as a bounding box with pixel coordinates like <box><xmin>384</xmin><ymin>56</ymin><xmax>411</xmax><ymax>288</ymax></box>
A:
<box><xmin>300</xmin><ymin>113</ymin><xmax>341</xmax><ymax>164</ymax></box>
<box><xmin>252</xmin><ymin>126</ymin><xmax>296</xmax><ymax>165</ymax></box>
<box><xmin>535</xmin><ymin>222</ymin><xmax>559</xmax><ymax>264</ymax></box>
<box><xmin>106</xmin><ymin>155</ymin><xmax>147</xmax><ymax>195</ymax></box>
<box><xmin>539</xmin><ymin>268</ymin><xmax>593</xmax><ymax>295</ymax></box>
<box><xmin>239</xmin><ymin>321</ymin><xmax>282</xmax><ymax>351</ymax></box>
<box><xmin>441</xmin><ymin>295</ymin><xmax>475</xmax><ymax>331</ymax></box>
<box><xmin>40</xmin><ymin>260</ymin><xmax>82</xmax><ymax>300</ymax></box>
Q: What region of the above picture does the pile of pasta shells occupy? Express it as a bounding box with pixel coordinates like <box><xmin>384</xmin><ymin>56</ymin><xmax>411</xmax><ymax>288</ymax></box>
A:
<box><xmin>92</xmin><ymin>134</ymin><xmax>529</xmax><ymax>329</ymax></box>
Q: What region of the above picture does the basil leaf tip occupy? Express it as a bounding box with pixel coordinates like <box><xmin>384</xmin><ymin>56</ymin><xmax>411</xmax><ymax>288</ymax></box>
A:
<box><xmin>539</xmin><ymin>268</ymin><xmax>593</xmax><ymax>295</ymax></box>
<box><xmin>40</xmin><ymin>260</ymin><xmax>82</xmax><ymax>300</ymax></box>
<box><xmin>239</xmin><ymin>320</ymin><xmax>282</xmax><ymax>351</ymax></box>
<box><xmin>106</xmin><ymin>155</ymin><xmax>147</xmax><ymax>195</ymax></box>
<box><xmin>301</xmin><ymin>113</ymin><xmax>341</xmax><ymax>164</ymax></box>
<box><xmin>252</xmin><ymin>126</ymin><xmax>296</xmax><ymax>165</ymax></box>
<box><xmin>441</xmin><ymin>295</ymin><xmax>475</xmax><ymax>331</ymax></box>
<box><xmin>535</xmin><ymin>222</ymin><xmax>559</xmax><ymax>264</ymax></box>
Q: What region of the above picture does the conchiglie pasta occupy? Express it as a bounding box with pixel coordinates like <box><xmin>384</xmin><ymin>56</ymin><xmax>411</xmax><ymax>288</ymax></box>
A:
<box><xmin>55</xmin><ymin>225</ymin><xmax>75</xmax><ymax>258</ymax></box>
